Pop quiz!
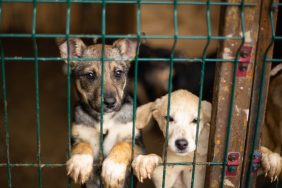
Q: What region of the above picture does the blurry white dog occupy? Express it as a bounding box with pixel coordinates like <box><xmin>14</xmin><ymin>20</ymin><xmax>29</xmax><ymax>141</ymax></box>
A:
<box><xmin>132</xmin><ymin>90</ymin><xmax>212</xmax><ymax>188</ymax></box>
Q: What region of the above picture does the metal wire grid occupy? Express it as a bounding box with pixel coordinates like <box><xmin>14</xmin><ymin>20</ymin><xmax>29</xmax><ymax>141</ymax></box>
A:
<box><xmin>0</xmin><ymin>0</ymin><xmax>281</xmax><ymax>188</ymax></box>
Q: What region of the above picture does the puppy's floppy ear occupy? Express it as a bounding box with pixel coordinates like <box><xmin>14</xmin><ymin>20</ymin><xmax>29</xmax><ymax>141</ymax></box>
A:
<box><xmin>201</xmin><ymin>100</ymin><xmax>212</xmax><ymax>123</ymax></box>
<box><xmin>136</xmin><ymin>102</ymin><xmax>155</xmax><ymax>129</ymax></box>
<box><xmin>113</xmin><ymin>38</ymin><xmax>139</xmax><ymax>62</ymax></box>
<box><xmin>56</xmin><ymin>38</ymin><xmax>86</xmax><ymax>65</ymax></box>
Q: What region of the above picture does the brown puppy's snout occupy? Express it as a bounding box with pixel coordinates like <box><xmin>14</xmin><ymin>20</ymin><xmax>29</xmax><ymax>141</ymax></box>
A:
<box><xmin>175</xmin><ymin>139</ymin><xmax>188</xmax><ymax>151</ymax></box>
<box><xmin>104</xmin><ymin>93</ymin><xmax>117</xmax><ymax>109</ymax></box>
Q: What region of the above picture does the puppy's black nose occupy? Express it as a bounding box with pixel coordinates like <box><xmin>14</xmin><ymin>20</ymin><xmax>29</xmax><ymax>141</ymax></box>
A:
<box><xmin>175</xmin><ymin>139</ymin><xmax>188</xmax><ymax>151</ymax></box>
<box><xmin>104</xmin><ymin>96</ymin><xmax>116</xmax><ymax>108</ymax></box>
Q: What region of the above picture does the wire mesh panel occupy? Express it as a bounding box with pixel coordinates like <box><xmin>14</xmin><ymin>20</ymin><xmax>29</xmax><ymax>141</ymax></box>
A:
<box><xmin>0</xmin><ymin>0</ymin><xmax>281</xmax><ymax>188</ymax></box>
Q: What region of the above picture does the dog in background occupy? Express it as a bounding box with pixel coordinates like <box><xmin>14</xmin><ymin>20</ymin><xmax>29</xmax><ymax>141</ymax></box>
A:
<box><xmin>260</xmin><ymin>64</ymin><xmax>282</xmax><ymax>183</ymax></box>
<box><xmin>128</xmin><ymin>45</ymin><xmax>216</xmax><ymax>105</ymax></box>
<box><xmin>57</xmin><ymin>37</ymin><xmax>144</xmax><ymax>188</ymax></box>
<box><xmin>132</xmin><ymin>90</ymin><xmax>212</xmax><ymax>188</ymax></box>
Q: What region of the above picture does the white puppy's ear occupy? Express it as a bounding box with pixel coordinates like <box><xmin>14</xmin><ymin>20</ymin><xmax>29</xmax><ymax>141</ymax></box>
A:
<box><xmin>136</xmin><ymin>102</ymin><xmax>155</xmax><ymax>129</ymax></box>
<box><xmin>201</xmin><ymin>100</ymin><xmax>212</xmax><ymax>123</ymax></box>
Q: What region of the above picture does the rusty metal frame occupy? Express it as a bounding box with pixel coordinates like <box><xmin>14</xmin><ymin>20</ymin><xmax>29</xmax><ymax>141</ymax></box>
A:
<box><xmin>205</xmin><ymin>0</ymin><xmax>280</xmax><ymax>187</ymax></box>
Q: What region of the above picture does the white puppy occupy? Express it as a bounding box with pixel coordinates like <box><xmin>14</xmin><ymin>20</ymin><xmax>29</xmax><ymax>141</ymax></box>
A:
<box><xmin>132</xmin><ymin>89</ymin><xmax>212</xmax><ymax>188</ymax></box>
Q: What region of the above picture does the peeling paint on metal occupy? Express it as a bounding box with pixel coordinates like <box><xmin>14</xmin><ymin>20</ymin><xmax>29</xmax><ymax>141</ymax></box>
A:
<box><xmin>244</xmin><ymin>109</ymin><xmax>249</xmax><ymax>121</ymax></box>
<box><xmin>224</xmin><ymin>179</ymin><xmax>235</xmax><ymax>187</ymax></box>
<box><xmin>223</xmin><ymin>47</ymin><xmax>233</xmax><ymax>59</ymax></box>
<box><xmin>235</xmin><ymin>105</ymin><xmax>240</xmax><ymax>113</ymax></box>
<box><xmin>240</xmin><ymin>31</ymin><xmax>252</xmax><ymax>43</ymax></box>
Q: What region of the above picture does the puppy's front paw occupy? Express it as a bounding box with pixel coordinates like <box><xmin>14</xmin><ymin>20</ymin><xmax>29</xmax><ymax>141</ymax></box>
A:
<box><xmin>261</xmin><ymin>146</ymin><xmax>282</xmax><ymax>182</ymax></box>
<box><xmin>132</xmin><ymin>154</ymin><xmax>161</xmax><ymax>182</ymax></box>
<box><xmin>66</xmin><ymin>154</ymin><xmax>93</xmax><ymax>184</ymax></box>
<box><xmin>102</xmin><ymin>158</ymin><xmax>128</xmax><ymax>188</ymax></box>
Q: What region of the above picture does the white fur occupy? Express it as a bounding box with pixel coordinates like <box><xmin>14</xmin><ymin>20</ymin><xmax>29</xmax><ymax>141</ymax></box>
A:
<box><xmin>261</xmin><ymin>146</ymin><xmax>281</xmax><ymax>181</ymax></box>
<box><xmin>66</xmin><ymin>154</ymin><xmax>94</xmax><ymax>184</ymax></box>
<box><xmin>69</xmin><ymin>114</ymin><xmax>140</xmax><ymax>186</ymax></box>
<box><xmin>132</xmin><ymin>154</ymin><xmax>162</xmax><ymax>182</ymax></box>
<box><xmin>134</xmin><ymin>90</ymin><xmax>212</xmax><ymax>188</ymax></box>
<box><xmin>102</xmin><ymin>114</ymin><xmax>140</xmax><ymax>155</ymax></box>
<box><xmin>72</xmin><ymin>116</ymin><xmax>140</xmax><ymax>157</ymax></box>
<box><xmin>101</xmin><ymin>158</ymin><xmax>127</xmax><ymax>188</ymax></box>
<box><xmin>72</xmin><ymin>125</ymin><xmax>100</xmax><ymax>159</ymax></box>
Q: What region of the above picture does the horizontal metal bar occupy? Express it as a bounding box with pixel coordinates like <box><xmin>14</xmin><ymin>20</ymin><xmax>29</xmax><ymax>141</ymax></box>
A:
<box><xmin>1</xmin><ymin>0</ymin><xmax>256</xmax><ymax>6</ymax></box>
<box><xmin>0</xmin><ymin>57</ymin><xmax>243</xmax><ymax>62</ymax></box>
<box><xmin>2</xmin><ymin>57</ymin><xmax>280</xmax><ymax>62</ymax></box>
<box><xmin>0</xmin><ymin>161</ymin><xmax>224</xmax><ymax>168</ymax></box>
<box><xmin>0</xmin><ymin>163</ymin><xmax>66</xmax><ymax>168</ymax></box>
<box><xmin>161</xmin><ymin>162</ymin><xmax>223</xmax><ymax>166</ymax></box>
<box><xmin>266</xmin><ymin>58</ymin><xmax>282</xmax><ymax>62</ymax></box>
<box><xmin>0</xmin><ymin>33</ymin><xmax>244</xmax><ymax>40</ymax></box>
<box><xmin>274</xmin><ymin>36</ymin><xmax>282</xmax><ymax>40</ymax></box>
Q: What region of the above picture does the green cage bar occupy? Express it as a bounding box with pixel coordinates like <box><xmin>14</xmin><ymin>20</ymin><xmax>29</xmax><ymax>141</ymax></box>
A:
<box><xmin>191</xmin><ymin>0</ymin><xmax>212</xmax><ymax>187</ymax></box>
<box><xmin>130</xmin><ymin>0</ymin><xmax>142</xmax><ymax>186</ymax></box>
<box><xmin>65</xmin><ymin>0</ymin><xmax>73</xmax><ymax>187</ymax></box>
<box><xmin>1</xmin><ymin>0</ymin><xmax>12</xmax><ymax>186</ymax></box>
<box><xmin>31</xmin><ymin>0</ymin><xmax>43</xmax><ymax>187</ymax></box>
<box><xmin>161</xmin><ymin>0</ymin><xmax>179</xmax><ymax>187</ymax></box>
<box><xmin>1</xmin><ymin>41</ymin><xmax>12</xmax><ymax>188</ymax></box>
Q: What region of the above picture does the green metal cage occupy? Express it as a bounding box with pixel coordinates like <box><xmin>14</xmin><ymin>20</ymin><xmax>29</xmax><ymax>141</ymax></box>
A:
<box><xmin>0</xmin><ymin>0</ymin><xmax>281</xmax><ymax>188</ymax></box>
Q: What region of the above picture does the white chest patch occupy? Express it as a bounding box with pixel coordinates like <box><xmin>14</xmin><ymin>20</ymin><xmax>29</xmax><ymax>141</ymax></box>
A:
<box><xmin>102</xmin><ymin>116</ymin><xmax>140</xmax><ymax>155</ymax></box>
<box><xmin>73</xmin><ymin>113</ymin><xmax>140</xmax><ymax>158</ymax></box>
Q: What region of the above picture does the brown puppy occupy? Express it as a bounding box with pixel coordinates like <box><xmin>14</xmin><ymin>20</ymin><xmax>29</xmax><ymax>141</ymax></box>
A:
<box><xmin>57</xmin><ymin>38</ymin><xmax>144</xmax><ymax>188</ymax></box>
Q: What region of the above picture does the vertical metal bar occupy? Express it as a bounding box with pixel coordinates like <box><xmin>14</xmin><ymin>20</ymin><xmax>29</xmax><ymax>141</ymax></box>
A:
<box><xmin>130</xmin><ymin>0</ymin><xmax>141</xmax><ymax>187</ymax></box>
<box><xmin>1</xmin><ymin>40</ymin><xmax>12</xmax><ymax>188</ymax></box>
<box><xmin>99</xmin><ymin>0</ymin><xmax>106</xmax><ymax>162</ymax></box>
<box><xmin>99</xmin><ymin>2</ymin><xmax>106</xmax><ymax>188</ymax></box>
<box><xmin>191</xmin><ymin>1</ymin><xmax>211</xmax><ymax>187</ymax></box>
<box><xmin>219</xmin><ymin>2</ymin><xmax>246</xmax><ymax>187</ymax></box>
<box><xmin>206</xmin><ymin>1</ymin><xmax>262</xmax><ymax>187</ymax></box>
<box><xmin>162</xmin><ymin>1</ymin><xmax>178</xmax><ymax>187</ymax></box>
<box><xmin>31</xmin><ymin>0</ymin><xmax>43</xmax><ymax>187</ymax></box>
<box><xmin>244</xmin><ymin>0</ymin><xmax>279</xmax><ymax>186</ymax></box>
<box><xmin>65</xmin><ymin>0</ymin><xmax>72</xmax><ymax>187</ymax></box>
<box><xmin>0</xmin><ymin>0</ymin><xmax>12</xmax><ymax>187</ymax></box>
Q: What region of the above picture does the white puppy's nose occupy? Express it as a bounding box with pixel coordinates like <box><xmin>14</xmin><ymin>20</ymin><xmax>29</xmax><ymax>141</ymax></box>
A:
<box><xmin>175</xmin><ymin>139</ymin><xmax>188</xmax><ymax>151</ymax></box>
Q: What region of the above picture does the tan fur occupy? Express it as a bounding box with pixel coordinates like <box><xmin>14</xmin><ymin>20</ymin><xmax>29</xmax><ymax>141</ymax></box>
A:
<box><xmin>107</xmin><ymin>141</ymin><xmax>142</xmax><ymax>164</ymax></box>
<box><xmin>136</xmin><ymin>102</ymin><xmax>154</xmax><ymax>129</ymax></box>
<box><xmin>72</xmin><ymin>142</ymin><xmax>93</xmax><ymax>156</ymax></box>
<box><xmin>261</xmin><ymin>72</ymin><xmax>282</xmax><ymax>181</ymax></box>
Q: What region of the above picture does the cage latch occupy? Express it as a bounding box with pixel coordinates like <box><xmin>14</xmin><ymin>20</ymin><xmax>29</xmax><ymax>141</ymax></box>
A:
<box><xmin>251</xmin><ymin>150</ymin><xmax>262</xmax><ymax>173</ymax></box>
<box><xmin>237</xmin><ymin>45</ymin><xmax>253</xmax><ymax>77</ymax></box>
<box><xmin>226</xmin><ymin>152</ymin><xmax>240</xmax><ymax>176</ymax></box>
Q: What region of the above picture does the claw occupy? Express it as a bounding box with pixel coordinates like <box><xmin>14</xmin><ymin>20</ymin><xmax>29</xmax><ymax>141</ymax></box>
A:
<box><xmin>140</xmin><ymin>177</ymin><xmax>143</xmax><ymax>183</ymax></box>
<box><xmin>67</xmin><ymin>169</ymin><xmax>71</xmax><ymax>176</ymax></box>
<box><xmin>148</xmin><ymin>174</ymin><xmax>151</xmax><ymax>179</ymax></box>
<box><xmin>271</xmin><ymin>177</ymin><xmax>274</xmax><ymax>183</ymax></box>
<box><xmin>265</xmin><ymin>173</ymin><xmax>268</xmax><ymax>177</ymax></box>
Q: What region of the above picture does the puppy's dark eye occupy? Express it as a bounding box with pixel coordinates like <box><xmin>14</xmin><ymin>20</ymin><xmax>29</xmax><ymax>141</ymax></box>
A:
<box><xmin>114</xmin><ymin>70</ymin><xmax>123</xmax><ymax>79</ymax></box>
<box><xmin>192</xmin><ymin>118</ymin><xmax>198</xmax><ymax>124</ymax></box>
<box><xmin>85</xmin><ymin>72</ymin><xmax>96</xmax><ymax>80</ymax></box>
<box><xmin>164</xmin><ymin>115</ymin><xmax>174</xmax><ymax>122</ymax></box>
